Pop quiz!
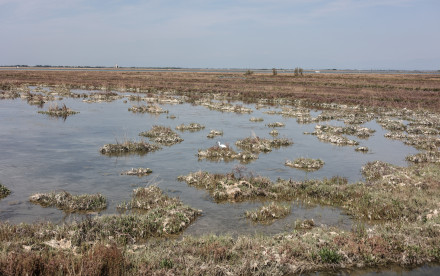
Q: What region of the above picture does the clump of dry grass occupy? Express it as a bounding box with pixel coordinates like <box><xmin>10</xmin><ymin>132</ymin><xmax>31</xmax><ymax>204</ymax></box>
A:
<box><xmin>294</xmin><ymin>218</ymin><xmax>315</xmax><ymax>229</ymax></box>
<box><xmin>29</xmin><ymin>191</ymin><xmax>107</xmax><ymax>213</ymax></box>
<box><xmin>99</xmin><ymin>139</ymin><xmax>161</xmax><ymax>155</ymax></box>
<box><xmin>38</xmin><ymin>103</ymin><xmax>78</xmax><ymax>117</ymax></box>
<box><xmin>197</xmin><ymin>144</ymin><xmax>257</xmax><ymax>163</ymax></box>
<box><xmin>406</xmin><ymin>150</ymin><xmax>440</xmax><ymax>164</ymax></box>
<box><xmin>115</xmin><ymin>186</ymin><xmax>202</xmax><ymax>236</ymax></box>
<box><xmin>266</xmin><ymin>122</ymin><xmax>285</xmax><ymax>128</ymax></box>
<box><xmin>128</xmin><ymin>104</ymin><xmax>168</xmax><ymax>114</ymax></box>
<box><xmin>245</xmin><ymin>202</ymin><xmax>291</xmax><ymax>223</ymax></box>
<box><xmin>207</xmin><ymin>129</ymin><xmax>223</xmax><ymax>138</ymax></box>
<box><xmin>314</xmin><ymin>124</ymin><xmax>375</xmax><ymax>138</ymax></box>
<box><xmin>0</xmin><ymin>183</ymin><xmax>10</xmax><ymax>199</ymax></box>
<box><xmin>235</xmin><ymin>136</ymin><xmax>293</xmax><ymax>153</ymax></box>
<box><xmin>285</xmin><ymin>157</ymin><xmax>324</xmax><ymax>171</ymax></box>
<box><xmin>139</xmin><ymin>125</ymin><xmax>183</xmax><ymax>145</ymax></box>
<box><xmin>249</xmin><ymin>117</ymin><xmax>264</xmax><ymax>122</ymax></box>
<box><xmin>196</xmin><ymin>99</ymin><xmax>253</xmax><ymax>114</ymax></box>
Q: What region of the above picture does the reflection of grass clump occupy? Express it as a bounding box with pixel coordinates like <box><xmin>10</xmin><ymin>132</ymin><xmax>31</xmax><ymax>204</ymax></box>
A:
<box><xmin>100</xmin><ymin>139</ymin><xmax>161</xmax><ymax>155</ymax></box>
<box><xmin>29</xmin><ymin>191</ymin><xmax>107</xmax><ymax>213</ymax></box>
<box><xmin>175</xmin><ymin>123</ymin><xmax>205</xmax><ymax>131</ymax></box>
<box><xmin>245</xmin><ymin>202</ymin><xmax>291</xmax><ymax>223</ymax></box>
<box><xmin>0</xmin><ymin>184</ymin><xmax>11</xmax><ymax>199</ymax></box>
<box><xmin>285</xmin><ymin>157</ymin><xmax>324</xmax><ymax>171</ymax></box>
<box><xmin>121</xmin><ymin>168</ymin><xmax>152</xmax><ymax>176</ymax></box>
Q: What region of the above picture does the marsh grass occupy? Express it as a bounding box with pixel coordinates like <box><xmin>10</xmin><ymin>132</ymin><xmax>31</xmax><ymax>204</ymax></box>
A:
<box><xmin>267</xmin><ymin>122</ymin><xmax>285</xmax><ymax>128</ymax></box>
<box><xmin>206</xmin><ymin>129</ymin><xmax>223</xmax><ymax>138</ymax></box>
<box><xmin>99</xmin><ymin>139</ymin><xmax>161</xmax><ymax>155</ymax></box>
<box><xmin>245</xmin><ymin>202</ymin><xmax>291</xmax><ymax>223</ymax></box>
<box><xmin>406</xmin><ymin>150</ymin><xmax>440</xmax><ymax>164</ymax></box>
<box><xmin>29</xmin><ymin>191</ymin><xmax>107</xmax><ymax>213</ymax></box>
<box><xmin>128</xmin><ymin>103</ymin><xmax>168</xmax><ymax>114</ymax></box>
<box><xmin>235</xmin><ymin>136</ymin><xmax>293</xmax><ymax>153</ymax></box>
<box><xmin>0</xmin><ymin>183</ymin><xmax>11</xmax><ymax>199</ymax></box>
<box><xmin>197</xmin><ymin>145</ymin><xmax>257</xmax><ymax>163</ymax></box>
<box><xmin>1</xmin><ymin>164</ymin><xmax>440</xmax><ymax>274</ymax></box>
<box><xmin>116</xmin><ymin>186</ymin><xmax>202</xmax><ymax>236</ymax></box>
<box><xmin>285</xmin><ymin>157</ymin><xmax>325</xmax><ymax>171</ymax></box>
<box><xmin>38</xmin><ymin>103</ymin><xmax>78</xmax><ymax>118</ymax></box>
<box><xmin>139</xmin><ymin>125</ymin><xmax>183</xmax><ymax>145</ymax></box>
<box><xmin>294</xmin><ymin>218</ymin><xmax>315</xmax><ymax>229</ymax></box>
<box><xmin>2</xmin><ymin>219</ymin><xmax>439</xmax><ymax>275</ymax></box>
<box><xmin>249</xmin><ymin>117</ymin><xmax>264</xmax><ymax>122</ymax></box>
<box><xmin>179</xmin><ymin>163</ymin><xmax>440</xmax><ymax>222</ymax></box>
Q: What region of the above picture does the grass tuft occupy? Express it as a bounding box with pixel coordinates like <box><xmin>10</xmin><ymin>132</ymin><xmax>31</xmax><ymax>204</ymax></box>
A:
<box><xmin>245</xmin><ymin>202</ymin><xmax>291</xmax><ymax>223</ymax></box>
<box><xmin>0</xmin><ymin>183</ymin><xmax>11</xmax><ymax>199</ymax></box>
<box><xmin>29</xmin><ymin>191</ymin><xmax>107</xmax><ymax>213</ymax></box>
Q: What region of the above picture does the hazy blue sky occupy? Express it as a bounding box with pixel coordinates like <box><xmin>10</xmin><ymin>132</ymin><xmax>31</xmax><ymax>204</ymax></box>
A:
<box><xmin>1</xmin><ymin>0</ymin><xmax>439</xmax><ymax>69</ymax></box>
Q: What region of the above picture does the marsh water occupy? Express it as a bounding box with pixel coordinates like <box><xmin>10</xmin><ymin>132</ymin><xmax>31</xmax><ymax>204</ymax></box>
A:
<box><xmin>0</xmin><ymin>90</ymin><xmax>419</xmax><ymax>237</ymax></box>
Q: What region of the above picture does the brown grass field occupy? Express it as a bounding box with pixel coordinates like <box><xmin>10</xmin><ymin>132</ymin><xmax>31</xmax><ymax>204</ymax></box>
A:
<box><xmin>1</xmin><ymin>69</ymin><xmax>440</xmax><ymax>111</ymax></box>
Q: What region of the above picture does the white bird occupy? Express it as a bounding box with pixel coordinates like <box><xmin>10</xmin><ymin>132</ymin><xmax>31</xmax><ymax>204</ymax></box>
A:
<box><xmin>217</xmin><ymin>141</ymin><xmax>227</xmax><ymax>149</ymax></box>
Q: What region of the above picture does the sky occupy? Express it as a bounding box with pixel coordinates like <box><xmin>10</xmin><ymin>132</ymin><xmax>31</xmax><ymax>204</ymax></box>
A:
<box><xmin>1</xmin><ymin>0</ymin><xmax>439</xmax><ymax>70</ymax></box>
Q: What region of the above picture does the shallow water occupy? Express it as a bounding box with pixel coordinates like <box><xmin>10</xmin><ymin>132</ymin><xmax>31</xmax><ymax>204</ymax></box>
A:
<box><xmin>0</xmin><ymin>92</ymin><xmax>419</xmax><ymax>236</ymax></box>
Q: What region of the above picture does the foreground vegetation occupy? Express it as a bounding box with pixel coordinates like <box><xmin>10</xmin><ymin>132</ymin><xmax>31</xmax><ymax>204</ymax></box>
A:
<box><xmin>1</xmin><ymin>162</ymin><xmax>440</xmax><ymax>275</ymax></box>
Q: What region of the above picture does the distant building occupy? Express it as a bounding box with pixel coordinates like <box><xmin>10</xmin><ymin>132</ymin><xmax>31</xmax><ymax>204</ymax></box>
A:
<box><xmin>114</xmin><ymin>64</ymin><xmax>119</xmax><ymax>69</ymax></box>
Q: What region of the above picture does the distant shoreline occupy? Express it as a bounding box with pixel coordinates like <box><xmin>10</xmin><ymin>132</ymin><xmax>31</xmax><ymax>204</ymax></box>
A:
<box><xmin>0</xmin><ymin>66</ymin><xmax>438</xmax><ymax>75</ymax></box>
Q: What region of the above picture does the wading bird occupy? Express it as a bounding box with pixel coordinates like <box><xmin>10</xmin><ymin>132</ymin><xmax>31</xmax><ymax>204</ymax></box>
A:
<box><xmin>217</xmin><ymin>141</ymin><xmax>227</xmax><ymax>149</ymax></box>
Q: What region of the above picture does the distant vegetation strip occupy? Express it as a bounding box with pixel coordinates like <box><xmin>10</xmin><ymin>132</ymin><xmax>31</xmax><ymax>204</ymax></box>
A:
<box><xmin>1</xmin><ymin>70</ymin><xmax>440</xmax><ymax>111</ymax></box>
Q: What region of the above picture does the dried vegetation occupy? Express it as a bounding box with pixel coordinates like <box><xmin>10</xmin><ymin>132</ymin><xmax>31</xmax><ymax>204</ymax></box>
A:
<box><xmin>245</xmin><ymin>202</ymin><xmax>291</xmax><ymax>223</ymax></box>
<box><xmin>99</xmin><ymin>139</ymin><xmax>161</xmax><ymax>156</ymax></box>
<box><xmin>285</xmin><ymin>158</ymin><xmax>325</xmax><ymax>171</ymax></box>
<box><xmin>0</xmin><ymin>183</ymin><xmax>11</xmax><ymax>199</ymax></box>
<box><xmin>29</xmin><ymin>191</ymin><xmax>107</xmax><ymax>213</ymax></box>
<box><xmin>139</xmin><ymin>125</ymin><xmax>183</xmax><ymax>146</ymax></box>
